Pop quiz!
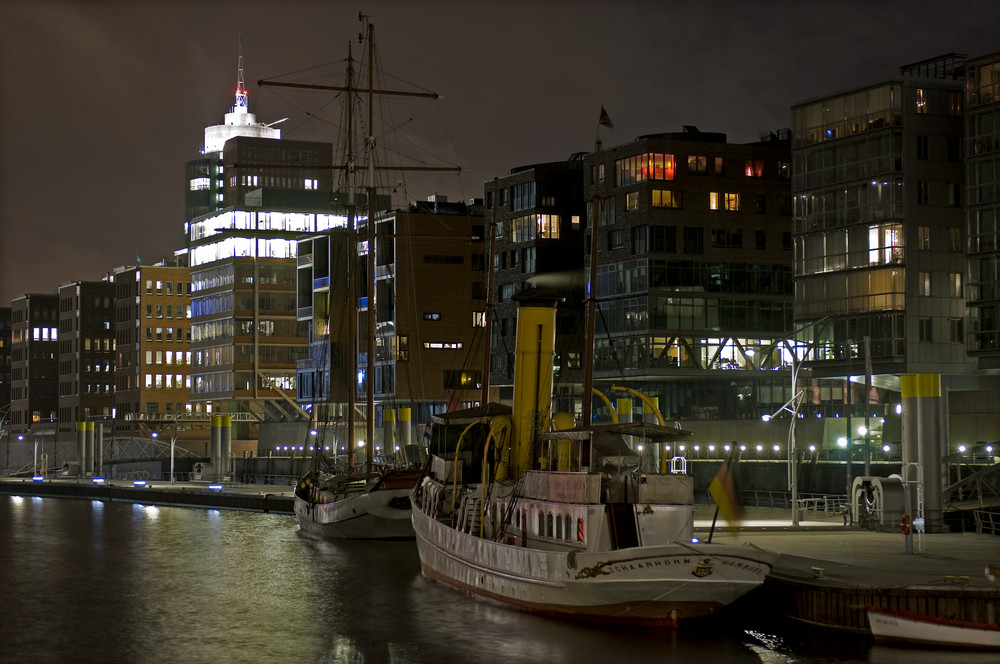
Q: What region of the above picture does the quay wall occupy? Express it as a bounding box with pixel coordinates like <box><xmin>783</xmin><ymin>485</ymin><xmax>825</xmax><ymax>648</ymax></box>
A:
<box><xmin>0</xmin><ymin>480</ymin><xmax>294</xmax><ymax>514</ymax></box>
<box><xmin>761</xmin><ymin>576</ymin><xmax>1000</xmax><ymax>632</ymax></box>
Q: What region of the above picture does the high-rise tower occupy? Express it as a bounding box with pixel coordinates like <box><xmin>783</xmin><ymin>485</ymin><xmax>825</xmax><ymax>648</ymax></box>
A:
<box><xmin>184</xmin><ymin>44</ymin><xmax>339</xmax><ymax>450</ymax></box>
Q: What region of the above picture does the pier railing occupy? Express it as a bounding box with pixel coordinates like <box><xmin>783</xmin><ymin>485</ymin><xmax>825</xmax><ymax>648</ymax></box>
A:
<box><xmin>736</xmin><ymin>489</ymin><xmax>848</xmax><ymax>515</ymax></box>
<box><xmin>973</xmin><ymin>509</ymin><xmax>1000</xmax><ymax>536</ymax></box>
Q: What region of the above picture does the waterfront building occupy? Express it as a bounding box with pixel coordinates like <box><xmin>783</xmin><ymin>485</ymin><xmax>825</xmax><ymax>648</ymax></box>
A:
<box><xmin>0</xmin><ymin>307</ymin><xmax>10</xmax><ymax>425</ymax></box>
<box><xmin>55</xmin><ymin>281</ymin><xmax>116</xmax><ymax>439</ymax></box>
<box><xmin>296</xmin><ymin>195</ymin><xmax>486</xmax><ymax>445</ymax></box>
<box><xmin>791</xmin><ymin>54</ymin><xmax>976</xmax><ymax>464</ymax></box>
<box><xmin>9</xmin><ymin>294</ymin><xmax>59</xmax><ymax>443</ymax></box>
<box><xmin>483</xmin><ymin>158</ymin><xmax>586</xmax><ymax>411</ymax></box>
<box><xmin>580</xmin><ymin>129</ymin><xmax>795</xmax><ymax>435</ymax></box>
<box><xmin>964</xmin><ymin>50</ymin><xmax>1000</xmax><ymax>368</ymax></box>
<box><xmin>184</xmin><ymin>56</ymin><xmax>338</xmax><ymax>448</ymax></box>
<box><xmin>111</xmin><ymin>261</ymin><xmax>211</xmax><ymax>455</ymax></box>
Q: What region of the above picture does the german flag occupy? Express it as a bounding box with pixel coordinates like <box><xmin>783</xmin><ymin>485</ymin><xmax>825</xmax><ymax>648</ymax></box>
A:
<box><xmin>708</xmin><ymin>452</ymin><xmax>742</xmax><ymax>534</ymax></box>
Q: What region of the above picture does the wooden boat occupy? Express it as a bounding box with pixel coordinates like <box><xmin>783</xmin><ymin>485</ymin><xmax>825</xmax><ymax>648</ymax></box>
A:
<box><xmin>295</xmin><ymin>468</ymin><xmax>423</xmax><ymax>539</ymax></box>
<box><xmin>410</xmin><ymin>290</ymin><xmax>777</xmax><ymax>625</ymax></box>
<box><xmin>868</xmin><ymin>607</ymin><xmax>1000</xmax><ymax>650</ymax></box>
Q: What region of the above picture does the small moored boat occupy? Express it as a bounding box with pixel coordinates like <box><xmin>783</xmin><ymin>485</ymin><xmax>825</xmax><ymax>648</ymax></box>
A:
<box><xmin>868</xmin><ymin>606</ymin><xmax>1000</xmax><ymax>650</ymax></box>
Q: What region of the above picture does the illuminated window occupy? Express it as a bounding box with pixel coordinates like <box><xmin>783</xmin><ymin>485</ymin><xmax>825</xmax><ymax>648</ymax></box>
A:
<box><xmin>190</xmin><ymin>177</ymin><xmax>210</xmax><ymax>191</ymax></box>
<box><xmin>744</xmin><ymin>160</ymin><xmax>764</xmax><ymax>177</ymax></box>
<box><xmin>625</xmin><ymin>191</ymin><xmax>639</xmax><ymax>211</ymax></box>
<box><xmin>472</xmin><ymin>311</ymin><xmax>486</xmax><ymax>328</ymax></box>
<box><xmin>710</xmin><ymin>192</ymin><xmax>719</xmax><ymax>210</ymax></box>
<box><xmin>916</xmin><ymin>88</ymin><xmax>927</xmax><ymax>114</ymax></box>
<box><xmin>714</xmin><ymin>157</ymin><xmax>724</xmax><ymax>175</ymax></box>
<box><xmin>652</xmin><ymin>190</ymin><xmax>681</xmax><ymax>208</ymax></box>
<box><xmin>725</xmin><ymin>193</ymin><xmax>740</xmax><ymax>211</ymax></box>
<box><xmin>537</xmin><ymin>214</ymin><xmax>560</xmax><ymax>239</ymax></box>
<box><xmin>423</xmin><ymin>342</ymin><xmax>463</xmax><ymax>350</ymax></box>
<box><xmin>688</xmin><ymin>155</ymin><xmax>707</xmax><ymax>174</ymax></box>
<box><xmin>616</xmin><ymin>153</ymin><xmax>674</xmax><ymax>185</ymax></box>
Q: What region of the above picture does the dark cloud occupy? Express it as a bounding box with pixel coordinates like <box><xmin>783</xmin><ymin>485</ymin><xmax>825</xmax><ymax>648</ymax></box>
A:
<box><xmin>1</xmin><ymin>0</ymin><xmax>998</xmax><ymax>304</ymax></box>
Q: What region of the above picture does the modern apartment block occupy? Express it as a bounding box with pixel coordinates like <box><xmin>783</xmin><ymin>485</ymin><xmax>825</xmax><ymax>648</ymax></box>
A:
<box><xmin>483</xmin><ymin>159</ymin><xmax>586</xmax><ymax>405</ymax></box>
<box><xmin>581</xmin><ymin>129</ymin><xmax>795</xmax><ymax>428</ymax></box>
<box><xmin>965</xmin><ymin>51</ymin><xmax>1000</xmax><ymax>368</ymax></box>
<box><xmin>793</xmin><ymin>54</ymin><xmax>970</xmax><ymax>380</ymax></box>
<box><xmin>55</xmin><ymin>281</ymin><xmax>116</xmax><ymax>438</ymax></box>
<box><xmin>111</xmin><ymin>262</ymin><xmax>210</xmax><ymax>452</ymax></box>
<box><xmin>296</xmin><ymin>195</ymin><xmax>487</xmax><ymax>442</ymax></box>
<box><xmin>9</xmin><ymin>293</ymin><xmax>59</xmax><ymax>439</ymax></box>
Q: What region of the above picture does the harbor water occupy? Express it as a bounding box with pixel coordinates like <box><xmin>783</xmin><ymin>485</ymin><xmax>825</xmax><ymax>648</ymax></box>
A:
<box><xmin>0</xmin><ymin>495</ymin><xmax>989</xmax><ymax>664</ymax></box>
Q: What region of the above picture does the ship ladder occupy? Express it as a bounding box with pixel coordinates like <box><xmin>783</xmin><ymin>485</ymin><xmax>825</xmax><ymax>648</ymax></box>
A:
<box><xmin>458</xmin><ymin>495</ymin><xmax>483</xmax><ymax>535</ymax></box>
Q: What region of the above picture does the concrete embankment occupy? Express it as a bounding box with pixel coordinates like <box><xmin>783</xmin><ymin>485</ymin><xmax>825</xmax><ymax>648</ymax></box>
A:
<box><xmin>700</xmin><ymin>509</ymin><xmax>1000</xmax><ymax>631</ymax></box>
<box><xmin>0</xmin><ymin>478</ymin><xmax>295</xmax><ymax>514</ymax></box>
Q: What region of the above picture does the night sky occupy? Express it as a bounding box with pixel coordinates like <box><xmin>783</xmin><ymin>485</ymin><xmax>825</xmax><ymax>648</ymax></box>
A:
<box><xmin>1</xmin><ymin>1</ymin><xmax>997</xmax><ymax>305</ymax></box>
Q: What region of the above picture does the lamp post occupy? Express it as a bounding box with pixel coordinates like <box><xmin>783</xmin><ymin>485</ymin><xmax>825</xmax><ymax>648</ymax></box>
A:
<box><xmin>762</xmin><ymin>361</ymin><xmax>805</xmax><ymax>526</ymax></box>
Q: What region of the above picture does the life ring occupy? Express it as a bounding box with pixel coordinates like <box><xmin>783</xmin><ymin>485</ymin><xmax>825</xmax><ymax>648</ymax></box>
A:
<box><xmin>900</xmin><ymin>514</ymin><xmax>911</xmax><ymax>536</ymax></box>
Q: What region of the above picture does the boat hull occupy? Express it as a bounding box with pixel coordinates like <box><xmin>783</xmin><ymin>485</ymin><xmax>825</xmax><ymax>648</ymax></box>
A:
<box><xmin>411</xmin><ymin>497</ymin><xmax>774</xmax><ymax>625</ymax></box>
<box><xmin>295</xmin><ymin>471</ymin><xmax>421</xmax><ymax>540</ymax></box>
<box><xmin>868</xmin><ymin>607</ymin><xmax>1000</xmax><ymax>650</ymax></box>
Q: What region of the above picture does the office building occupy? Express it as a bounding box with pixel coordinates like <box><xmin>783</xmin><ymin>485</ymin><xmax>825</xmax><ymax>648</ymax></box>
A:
<box><xmin>185</xmin><ymin>63</ymin><xmax>340</xmax><ymax>445</ymax></box>
<box><xmin>484</xmin><ymin>158</ymin><xmax>586</xmax><ymax>406</ymax></box>
<box><xmin>296</xmin><ymin>195</ymin><xmax>486</xmax><ymax>445</ymax></box>
<box><xmin>581</xmin><ymin>129</ymin><xmax>795</xmax><ymax>430</ymax></box>
<box><xmin>965</xmin><ymin>51</ymin><xmax>1000</xmax><ymax>367</ymax></box>
<box><xmin>9</xmin><ymin>294</ymin><xmax>59</xmax><ymax>441</ymax></box>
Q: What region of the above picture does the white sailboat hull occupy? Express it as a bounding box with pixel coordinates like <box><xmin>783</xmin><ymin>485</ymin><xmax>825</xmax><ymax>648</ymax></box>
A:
<box><xmin>411</xmin><ymin>495</ymin><xmax>775</xmax><ymax>625</ymax></box>
<box><xmin>295</xmin><ymin>470</ymin><xmax>422</xmax><ymax>540</ymax></box>
<box><xmin>868</xmin><ymin>607</ymin><xmax>1000</xmax><ymax>650</ymax></box>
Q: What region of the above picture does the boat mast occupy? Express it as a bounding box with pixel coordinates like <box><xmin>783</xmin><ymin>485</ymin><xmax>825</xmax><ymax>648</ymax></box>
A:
<box><xmin>345</xmin><ymin>44</ymin><xmax>357</xmax><ymax>474</ymax></box>
<box><xmin>480</xmin><ymin>177</ymin><xmax>499</xmax><ymax>407</ymax></box>
<box><xmin>364</xmin><ymin>16</ymin><xmax>376</xmax><ymax>474</ymax></box>
<box><xmin>581</xmin><ymin>138</ymin><xmax>603</xmax><ymax>424</ymax></box>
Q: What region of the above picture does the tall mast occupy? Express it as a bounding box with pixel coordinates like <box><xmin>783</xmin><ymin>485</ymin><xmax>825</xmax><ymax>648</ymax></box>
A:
<box><xmin>480</xmin><ymin>177</ymin><xmax>499</xmax><ymax>406</ymax></box>
<box><xmin>364</xmin><ymin>16</ymin><xmax>377</xmax><ymax>475</ymax></box>
<box><xmin>345</xmin><ymin>43</ymin><xmax>357</xmax><ymax>474</ymax></box>
<box><xmin>582</xmin><ymin>138</ymin><xmax>603</xmax><ymax>424</ymax></box>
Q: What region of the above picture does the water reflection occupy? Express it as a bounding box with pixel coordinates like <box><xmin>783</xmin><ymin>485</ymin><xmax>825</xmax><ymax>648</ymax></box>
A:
<box><xmin>0</xmin><ymin>497</ymin><xmax>893</xmax><ymax>664</ymax></box>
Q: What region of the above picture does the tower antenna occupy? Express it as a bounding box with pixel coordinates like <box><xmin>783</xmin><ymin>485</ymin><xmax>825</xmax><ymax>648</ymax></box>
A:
<box><xmin>235</xmin><ymin>34</ymin><xmax>248</xmax><ymax>110</ymax></box>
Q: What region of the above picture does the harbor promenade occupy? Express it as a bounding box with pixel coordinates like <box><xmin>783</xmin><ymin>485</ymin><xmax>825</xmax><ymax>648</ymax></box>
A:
<box><xmin>3</xmin><ymin>476</ymin><xmax>998</xmax><ymax>632</ymax></box>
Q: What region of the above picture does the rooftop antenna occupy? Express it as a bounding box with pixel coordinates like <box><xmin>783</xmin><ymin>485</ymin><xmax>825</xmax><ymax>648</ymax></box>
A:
<box><xmin>235</xmin><ymin>34</ymin><xmax>248</xmax><ymax>110</ymax></box>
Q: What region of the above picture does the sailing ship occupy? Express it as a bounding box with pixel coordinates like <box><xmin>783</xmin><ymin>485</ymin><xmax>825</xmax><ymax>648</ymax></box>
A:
<box><xmin>262</xmin><ymin>16</ymin><xmax>455</xmax><ymax>540</ymax></box>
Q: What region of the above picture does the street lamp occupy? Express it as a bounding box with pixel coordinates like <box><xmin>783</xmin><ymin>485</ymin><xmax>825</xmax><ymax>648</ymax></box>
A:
<box><xmin>762</xmin><ymin>370</ymin><xmax>805</xmax><ymax>526</ymax></box>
